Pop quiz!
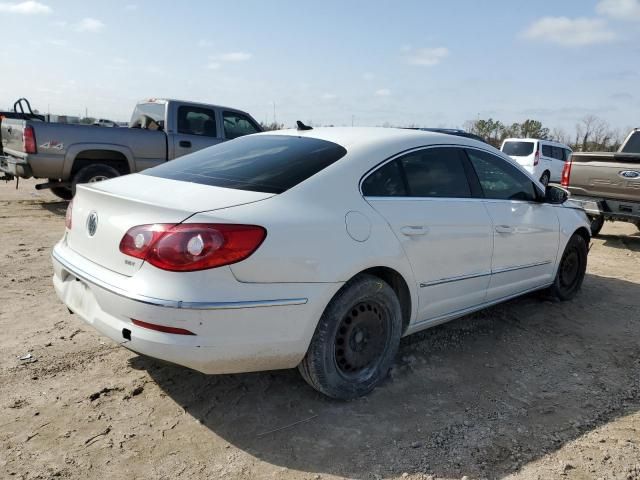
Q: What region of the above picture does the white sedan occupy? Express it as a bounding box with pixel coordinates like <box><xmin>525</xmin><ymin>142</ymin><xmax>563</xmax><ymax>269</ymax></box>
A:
<box><xmin>52</xmin><ymin>127</ymin><xmax>590</xmax><ymax>399</ymax></box>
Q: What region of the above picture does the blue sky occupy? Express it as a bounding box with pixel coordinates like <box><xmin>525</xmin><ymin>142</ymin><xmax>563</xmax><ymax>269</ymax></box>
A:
<box><xmin>0</xmin><ymin>0</ymin><xmax>638</xmax><ymax>132</ymax></box>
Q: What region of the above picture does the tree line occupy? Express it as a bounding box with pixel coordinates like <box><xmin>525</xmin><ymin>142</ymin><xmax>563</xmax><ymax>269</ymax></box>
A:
<box><xmin>464</xmin><ymin>115</ymin><xmax>631</xmax><ymax>152</ymax></box>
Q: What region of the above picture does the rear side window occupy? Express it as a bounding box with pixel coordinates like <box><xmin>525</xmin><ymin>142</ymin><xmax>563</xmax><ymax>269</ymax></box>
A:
<box><xmin>502</xmin><ymin>141</ymin><xmax>534</xmax><ymax>156</ymax></box>
<box><xmin>361</xmin><ymin>161</ymin><xmax>407</xmax><ymax>196</ymax></box>
<box><xmin>399</xmin><ymin>147</ymin><xmax>471</xmax><ymax>198</ymax></box>
<box><xmin>542</xmin><ymin>145</ymin><xmax>553</xmax><ymax>157</ymax></box>
<box><xmin>144</xmin><ymin>135</ymin><xmax>347</xmax><ymax>194</ymax></box>
<box><xmin>621</xmin><ymin>131</ymin><xmax>640</xmax><ymax>153</ymax></box>
<box><xmin>223</xmin><ymin>111</ymin><xmax>260</xmax><ymax>139</ymax></box>
<box><xmin>466</xmin><ymin>149</ymin><xmax>538</xmax><ymax>202</ymax></box>
<box><xmin>177</xmin><ymin>106</ymin><xmax>217</xmax><ymax>137</ymax></box>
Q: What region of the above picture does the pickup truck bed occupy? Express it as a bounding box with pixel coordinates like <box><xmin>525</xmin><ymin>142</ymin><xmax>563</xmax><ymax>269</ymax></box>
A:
<box><xmin>564</xmin><ymin>129</ymin><xmax>640</xmax><ymax>235</ymax></box>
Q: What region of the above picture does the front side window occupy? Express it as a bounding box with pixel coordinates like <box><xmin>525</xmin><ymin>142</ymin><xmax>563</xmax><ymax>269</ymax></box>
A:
<box><xmin>542</xmin><ymin>144</ymin><xmax>553</xmax><ymax>157</ymax></box>
<box><xmin>466</xmin><ymin>149</ymin><xmax>538</xmax><ymax>202</ymax></box>
<box><xmin>177</xmin><ymin>106</ymin><xmax>217</xmax><ymax>137</ymax></box>
<box><xmin>223</xmin><ymin>111</ymin><xmax>260</xmax><ymax>139</ymax></box>
<box><xmin>552</xmin><ymin>146</ymin><xmax>564</xmax><ymax>160</ymax></box>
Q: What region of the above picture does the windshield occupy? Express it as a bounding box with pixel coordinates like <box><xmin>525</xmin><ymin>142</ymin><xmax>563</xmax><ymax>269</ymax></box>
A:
<box><xmin>143</xmin><ymin>134</ymin><xmax>348</xmax><ymax>194</ymax></box>
<box><xmin>502</xmin><ymin>141</ymin><xmax>535</xmax><ymax>156</ymax></box>
<box><xmin>130</xmin><ymin>101</ymin><xmax>166</xmax><ymax>129</ymax></box>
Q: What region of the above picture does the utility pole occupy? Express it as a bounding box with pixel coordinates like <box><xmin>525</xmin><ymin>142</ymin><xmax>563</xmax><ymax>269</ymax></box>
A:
<box><xmin>272</xmin><ymin>101</ymin><xmax>276</xmax><ymax>125</ymax></box>
<box><xmin>351</xmin><ymin>114</ymin><xmax>354</xmax><ymax>127</ymax></box>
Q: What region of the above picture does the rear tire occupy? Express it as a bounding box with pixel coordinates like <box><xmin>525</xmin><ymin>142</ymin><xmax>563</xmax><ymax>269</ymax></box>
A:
<box><xmin>588</xmin><ymin>215</ymin><xmax>605</xmax><ymax>237</ymax></box>
<box><xmin>540</xmin><ymin>171</ymin><xmax>550</xmax><ymax>187</ymax></box>
<box><xmin>298</xmin><ymin>274</ymin><xmax>402</xmax><ymax>400</ymax></box>
<box><xmin>548</xmin><ymin>233</ymin><xmax>588</xmax><ymax>301</ymax></box>
<box><xmin>72</xmin><ymin>164</ymin><xmax>120</xmax><ymax>195</ymax></box>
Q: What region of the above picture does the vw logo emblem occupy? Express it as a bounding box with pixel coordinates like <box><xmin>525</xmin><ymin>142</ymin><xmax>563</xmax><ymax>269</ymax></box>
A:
<box><xmin>86</xmin><ymin>211</ymin><xmax>99</xmax><ymax>237</ymax></box>
<box><xmin>619</xmin><ymin>170</ymin><xmax>640</xmax><ymax>179</ymax></box>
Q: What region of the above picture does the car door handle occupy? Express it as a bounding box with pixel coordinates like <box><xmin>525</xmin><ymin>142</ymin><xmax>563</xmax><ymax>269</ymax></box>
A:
<box><xmin>400</xmin><ymin>226</ymin><xmax>429</xmax><ymax>236</ymax></box>
<box><xmin>179</xmin><ymin>140</ymin><xmax>192</xmax><ymax>148</ymax></box>
<box><xmin>495</xmin><ymin>225</ymin><xmax>514</xmax><ymax>234</ymax></box>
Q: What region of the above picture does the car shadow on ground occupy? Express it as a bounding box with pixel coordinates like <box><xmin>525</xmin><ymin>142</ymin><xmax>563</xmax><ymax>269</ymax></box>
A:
<box><xmin>130</xmin><ymin>273</ymin><xmax>640</xmax><ymax>479</ymax></box>
<box><xmin>40</xmin><ymin>201</ymin><xmax>68</xmax><ymax>217</ymax></box>
<box><xmin>598</xmin><ymin>233</ymin><xmax>640</xmax><ymax>252</ymax></box>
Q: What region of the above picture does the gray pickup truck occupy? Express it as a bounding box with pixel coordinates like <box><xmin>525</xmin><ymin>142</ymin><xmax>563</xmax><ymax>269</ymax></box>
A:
<box><xmin>0</xmin><ymin>98</ymin><xmax>262</xmax><ymax>199</ymax></box>
<box><xmin>562</xmin><ymin>128</ymin><xmax>640</xmax><ymax>235</ymax></box>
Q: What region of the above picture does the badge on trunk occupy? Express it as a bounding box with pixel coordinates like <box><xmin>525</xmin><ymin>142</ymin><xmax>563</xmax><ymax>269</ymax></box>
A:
<box><xmin>86</xmin><ymin>211</ymin><xmax>99</xmax><ymax>237</ymax></box>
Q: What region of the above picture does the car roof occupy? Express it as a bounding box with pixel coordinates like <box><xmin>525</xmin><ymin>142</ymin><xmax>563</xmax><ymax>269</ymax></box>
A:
<box><xmin>502</xmin><ymin>138</ymin><xmax>572</xmax><ymax>149</ymax></box>
<box><xmin>261</xmin><ymin>126</ymin><xmax>490</xmax><ymax>151</ymax></box>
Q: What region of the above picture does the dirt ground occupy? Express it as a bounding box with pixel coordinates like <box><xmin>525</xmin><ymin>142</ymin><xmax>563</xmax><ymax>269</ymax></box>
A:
<box><xmin>1</xmin><ymin>178</ymin><xmax>639</xmax><ymax>480</ymax></box>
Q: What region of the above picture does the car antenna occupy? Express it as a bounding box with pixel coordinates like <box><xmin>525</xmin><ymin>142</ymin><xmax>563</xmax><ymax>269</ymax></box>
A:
<box><xmin>296</xmin><ymin>120</ymin><xmax>313</xmax><ymax>131</ymax></box>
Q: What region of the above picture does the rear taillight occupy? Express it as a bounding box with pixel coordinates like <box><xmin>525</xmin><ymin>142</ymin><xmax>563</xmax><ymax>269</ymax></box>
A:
<box><xmin>65</xmin><ymin>199</ymin><xmax>73</xmax><ymax>229</ymax></box>
<box><xmin>533</xmin><ymin>150</ymin><xmax>540</xmax><ymax>166</ymax></box>
<box><xmin>561</xmin><ymin>157</ymin><xmax>573</xmax><ymax>187</ymax></box>
<box><xmin>119</xmin><ymin>223</ymin><xmax>266</xmax><ymax>271</ymax></box>
<box><xmin>23</xmin><ymin>125</ymin><xmax>37</xmax><ymax>154</ymax></box>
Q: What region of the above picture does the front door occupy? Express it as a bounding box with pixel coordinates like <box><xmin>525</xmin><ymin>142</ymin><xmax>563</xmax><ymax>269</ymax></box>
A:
<box><xmin>465</xmin><ymin>148</ymin><xmax>560</xmax><ymax>301</ymax></box>
<box><xmin>172</xmin><ymin>105</ymin><xmax>223</xmax><ymax>159</ymax></box>
<box><xmin>363</xmin><ymin>146</ymin><xmax>494</xmax><ymax>323</ymax></box>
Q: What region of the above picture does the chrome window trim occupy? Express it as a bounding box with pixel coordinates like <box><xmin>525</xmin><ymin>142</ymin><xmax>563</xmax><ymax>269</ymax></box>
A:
<box><xmin>52</xmin><ymin>249</ymin><xmax>308</xmax><ymax>310</ymax></box>
<box><xmin>419</xmin><ymin>260</ymin><xmax>553</xmax><ymax>288</ymax></box>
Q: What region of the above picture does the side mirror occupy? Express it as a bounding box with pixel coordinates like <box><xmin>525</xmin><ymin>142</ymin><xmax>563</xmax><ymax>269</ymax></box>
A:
<box><xmin>544</xmin><ymin>185</ymin><xmax>569</xmax><ymax>204</ymax></box>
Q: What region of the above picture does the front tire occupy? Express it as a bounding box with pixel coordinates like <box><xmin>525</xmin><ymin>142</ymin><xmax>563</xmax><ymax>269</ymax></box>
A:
<box><xmin>298</xmin><ymin>274</ymin><xmax>402</xmax><ymax>400</ymax></box>
<box><xmin>548</xmin><ymin>233</ymin><xmax>588</xmax><ymax>301</ymax></box>
<box><xmin>72</xmin><ymin>164</ymin><xmax>120</xmax><ymax>195</ymax></box>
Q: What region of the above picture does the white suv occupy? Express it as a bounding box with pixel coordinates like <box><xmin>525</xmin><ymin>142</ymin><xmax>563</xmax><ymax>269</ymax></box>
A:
<box><xmin>501</xmin><ymin>138</ymin><xmax>572</xmax><ymax>186</ymax></box>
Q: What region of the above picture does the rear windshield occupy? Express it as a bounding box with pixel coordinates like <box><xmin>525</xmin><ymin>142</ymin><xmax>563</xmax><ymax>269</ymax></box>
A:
<box><xmin>143</xmin><ymin>134</ymin><xmax>347</xmax><ymax>194</ymax></box>
<box><xmin>502</xmin><ymin>141</ymin><xmax>535</xmax><ymax>156</ymax></box>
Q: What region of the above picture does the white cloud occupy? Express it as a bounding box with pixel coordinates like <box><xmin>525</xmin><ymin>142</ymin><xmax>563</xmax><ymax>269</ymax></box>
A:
<box><xmin>404</xmin><ymin>47</ymin><xmax>449</xmax><ymax>66</ymax></box>
<box><xmin>362</xmin><ymin>72</ymin><xmax>375</xmax><ymax>81</ymax></box>
<box><xmin>0</xmin><ymin>1</ymin><xmax>51</xmax><ymax>14</ymax></box>
<box><xmin>375</xmin><ymin>88</ymin><xmax>391</xmax><ymax>97</ymax></box>
<box><xmin>522</xmin><ymin>17</ymin><xmax>615</xmax><ymax>46</ymax></box>
<box><xmin>216</xmin><ymin>52</ymin><xmax>252</xmax><ymax>62</ymax></box>
<box><xmin>597</xmin><ymin>0</ymin><xmax>640</xmax><ymax>20</ymax></box>
<box><xmin>321</xmin><ymin>93</ymin><xmax>337</xmax><ymax>100</ymax></box>
<box><xmin>74</xmin><ymin>17</ymin><xmax>105</xmax><ymax>33</ymax></box>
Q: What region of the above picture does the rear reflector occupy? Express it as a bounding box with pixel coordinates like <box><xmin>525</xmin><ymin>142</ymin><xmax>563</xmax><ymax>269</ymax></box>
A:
<box><xmin>131</xmin><ymin>319</ymin><xmax>195</xmax><ymax>335</ymax></box>
<box><xmin>65</xmin><ymin>199</ymin><xmax>73</xmax><ymax>229</ymax></box>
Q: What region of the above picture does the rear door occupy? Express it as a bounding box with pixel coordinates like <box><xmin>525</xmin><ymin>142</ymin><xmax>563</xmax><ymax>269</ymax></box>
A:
<box><xmin>172</xmin><ymin>104</ymin><xmax>223</xmax><ymax>158</ymax></box>
<box><xmin>465</xmin><ymin>148</ymin><xmax>560</xmax><ymax>301</ymax></box>
<box><xmin>363</xmin><ymin>146</ymin><xmax>493</xmax><ymax>323</ymax></box>
<box><xmin>501</xmin><ymin>140</ymin><xmax>536</xmax><ymax>173</ymax></box>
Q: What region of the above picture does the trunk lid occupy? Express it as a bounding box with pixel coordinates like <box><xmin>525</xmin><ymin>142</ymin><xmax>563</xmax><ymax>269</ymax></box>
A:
<box><xmin>67</xmin><ymin>174</ymin><xmax>274</xmax><ymax>275</ymax></box>
<box><xmin>1</xmin><ymin>118</ymin><xmax>27</xmax><ymax>156</ymax></box>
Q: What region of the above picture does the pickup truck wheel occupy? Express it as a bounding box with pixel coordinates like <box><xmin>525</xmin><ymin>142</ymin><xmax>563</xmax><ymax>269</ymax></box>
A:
<box><xmin>548</xmin><ymin>233</ymin><xmax>587</xmax><ymax>301</ymax></box>
<box><xmin>72</xmin><ymin>164</ymin><xmax>120</xmax><ymax>195</ymax></box>
<box><xmin>298</xmin><ymin>274</ymin><xmax>402</xmax><ymax>400</ymax></box>
<box><xmin>588</xmin><ymin>215</ymin><xmax>605</xmax><ymax>237</ymax></box>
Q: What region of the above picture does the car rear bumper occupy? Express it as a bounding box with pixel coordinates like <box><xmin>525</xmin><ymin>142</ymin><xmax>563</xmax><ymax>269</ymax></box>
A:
<box><xmin>52</xmin><ymin>243</ymin><xmax>342</xmax><ymax>374</ymax></box>
<box><xmin>570</xmin><ymin>195</ymin><xmax>640</xmax><ymax>221</ymax></box>
<box><xmin>0</xmin><ymin>155</ymin><xmax>31</xmax><ymax>178</ymax></box>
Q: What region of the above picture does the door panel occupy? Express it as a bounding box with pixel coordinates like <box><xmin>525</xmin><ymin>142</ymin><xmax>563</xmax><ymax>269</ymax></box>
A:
<box><xmin>483</xmin><ymin>200</ymin><xmax>559</xmax><ymax>300</ymax></box>
<box><xmin>171</xmin><ymin>105</ymin><xmax>223</xmax><ymax>159</ymax></box>
<box><xmin>368</xmin><ymin>198</ymin><xmax>493</xmax><ymax>321</ymax></box>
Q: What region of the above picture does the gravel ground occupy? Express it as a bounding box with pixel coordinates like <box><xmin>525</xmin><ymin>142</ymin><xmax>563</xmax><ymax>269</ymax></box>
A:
<box><xmin>1</xmin><ymin>178</ymin><xmax>639</xmax><ymax>480</ymax></box>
